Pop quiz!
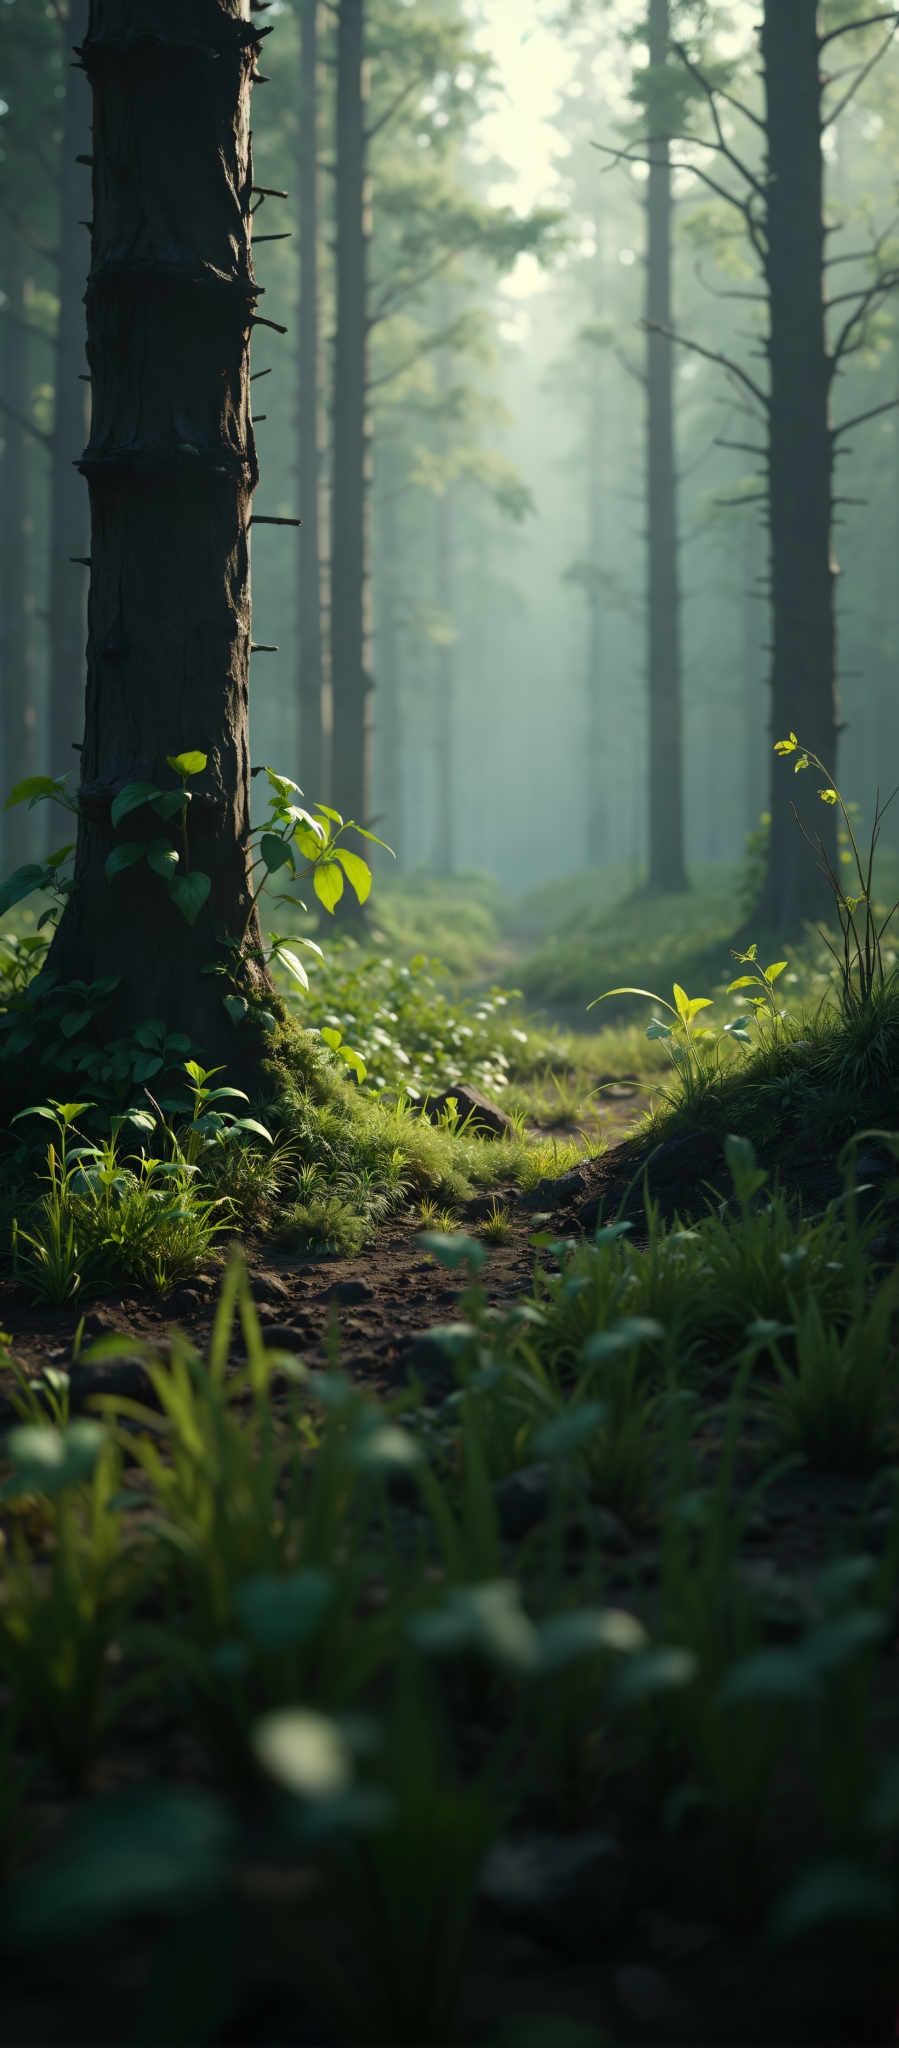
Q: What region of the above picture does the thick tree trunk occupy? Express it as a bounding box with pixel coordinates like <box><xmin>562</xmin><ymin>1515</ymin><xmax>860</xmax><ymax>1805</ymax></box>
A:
<box><xmin>754</xmin><ymin>0</ymin><xmax>837</xmax><ymax>929</ymax></box>
<box><xmin>42</xmin><ymin>0</ymin><xmax>273</xmax><ymax>1077</ymax></box>
<box><xmin>48</xmin><ymin>0</ymin><xmax>91</xmax><ymax>788</ymax></box>
<box><xmin>1</xmin><ymin>233</ymin><xmax>39</xmax><ymax>868</ymax></box>
<box><xmin>330</xmin><ymin>0</ymin><xmax>372</xmax><ymax>835</ymax></box>
<box><xmin>297</xmin><ymin>0</ymin><xmax>326</xmax><ymax>801</ymax></box>
<box><xmin>645</xmin><ymin>0</ymin><xmax>687</xmax><ymax>893</ymax></box>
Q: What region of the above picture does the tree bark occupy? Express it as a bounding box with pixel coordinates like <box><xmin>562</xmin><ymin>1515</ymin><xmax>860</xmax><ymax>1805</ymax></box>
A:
<box><xmin>42</xmin><ymin>0</ymin><xmax>273</xmax><ymax>1077</ymax></box>
<box><xmin>296</xmin><ymin>0</ymin><xmax>326</xmax><ymax>802</ymax></box>
<box><xmin>0</xmin><ymin>232</ymin><xmax>40</xmax><ymax>869</ymax></box>
<box><xmin>432</xmin><ymin>477</ymin><xmax>454</xmax><ymax>876</ymax></box>
<box><xmin>585</xmin><ymin>316</ymin><xmax>605</xmax><ymax>869</ymax></box>
<box><xmin>645</xmin><ymin>0</ymin><xmax>687</xmax><ymax>893</ymax></box>
<box><xmin>48</xmin><ymin>0</ymin><xmax>91</xmax><ymax>790</ymax></box>
<box><xmin>372</xmin><ymin>444</ymin><xmax>403</xmax><ymax>864</ymax></box>
<box><xmin>330</xmin><ymin>0</ymin><xmax>372</xmax><ymax>837</ymax></box>
<box><xmin>754</xmin><ymin>0</ymin><xmax>838</xmax><ymax>929</ymax></box>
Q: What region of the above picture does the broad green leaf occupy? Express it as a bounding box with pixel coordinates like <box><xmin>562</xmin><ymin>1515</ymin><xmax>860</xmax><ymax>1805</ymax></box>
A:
<box><xmin>727</xmin><ymin>975</ymin><xmax>760</xmax><ymax>993</ymax></box>
<box><xmin>45</xmin><ymin>843</ymin><xmax>75</xmax><ymax>870</ymax></box>
<box><xmin>285</xmin><ymin>806</ymin><xmax>326</xmax><ymax>841</ymax></box>
<box><xmin>223</xmin><ymin>995</ymin><xmax>248</xmax><ymax>1026</ymax></box>
<box><xmin>765</xmin><ymin>961</ymin><xmax>787</xmax><ymax>981</ymax></box>
<box><xmin>59</xmin><ymin>1010</ymin><xmax>91</xmax><ymax>1040</ymax></box>
<box><xmin>293</xmin><ymin>823</ymin><xmax>327</xmax><ymax>861</ymax></box>
<box><xmin>584</xmin><ymin>1317</ymin><xmax>663</xmax><ymax>1363</ymax></box>
<box><xmin>645</xmin><ymin>1018</ymin><xmax>673</xmax><ymax>1040</ymax></box>
<box><xmin>255</xmin><ymin>766</ymin><xmax>302</xmax><ymax>801</ymax></box>
<box><xmin>272</xmin><ymin>946</ymin><xmax>308</xmax><ymax>989</ymax></box>
<box><xmin>150</xmin><ymin>789</ymin><xmax>189</xmax><ymax>820</ymax></box>
<box><xmin>105</xmin><ymin>842</ymin><xmax>145</xmax><ymax>880</ymax></box>
<box><xmin>110</xmin><ymin>782</ymin><xmax>160</xmax><ymax>830</ymax></box>
<box><xmin>313</xmin><ymin>862</ymin><xmax>344</xmax><ymax>913</ymax></box>
<box><xmin>168</xmin><ymin>871</ymin><xmax>211</xmax><ymax>926</ymax></box>
<box><xmin>3</xmin><ymin>1420</ymin><xmax>107</xmax><ymax>1499</ymax></box>
<box><xmin>673</xmin><ymin>985</ymin><xmax>712</xmax><ymax>1025</ymax></box>
<box><xmin>146</xmin><ymin>839</ymin><xmax>180</xmax><ymax>879</ymax></box>
<box><xmin>320</xmin><ymin>1026</ymin><xmax>342</xmax><ymax>1051</ymax></box>
<box><xmin>338</xmin><ymin>1045</ymin><xmax>366</xmax><ymax>1084</ymax></box>
<box><xmin>333</xmin><ymin>847</ymin><xmax>372</xmax><ymax>904</ymax></box>
<box><xmin>536</xmin><ymin>1607</ymin><xmax>647</xmax><ymax>1672</ymax></box>
<box><xmin>260</xmin><ymin>833</ymin><xmax>295</xmax><ymax>875</ymax></box>
<box><xmin>166</xmin><ymin>751</ymin><xmax>207</xmax><ymax>779</ymax></box>
<box><xmin>0</xmin><ymin>863</ymin><xmax>50</xmax><ymax>916</ymax></box>
<box><xmin>5</xmin><ymin>1784</ymin><xmax>232</xmax><ymax>1935</ymax></box>
<box><xmin>235</xmin><ymin>1569</ymin><xmax>332</xmax><ymax>1653</ymax></box>
<box><xmin>314</xmin><ymin>803</ymin><xmax>344</xmax><ymax>827</ymax></box>
<box><xmin>346</xmin><ymin>824</ymin><xmax>395</xmax><ymax>854</ymax></box>
<box><xmin>4</xmin><ymin>775</ymin><xmax>68</xmax><ymax>810</ymax></box>
<box><xmin>533</xmin><ymin>1402</ymin><xmax>608</xmax><ymax>1459</ymax></box>
<box><xmin>228</xmin><ymin>1117</ymin><xmax>273</xmax><ymax>1142</ymax></box>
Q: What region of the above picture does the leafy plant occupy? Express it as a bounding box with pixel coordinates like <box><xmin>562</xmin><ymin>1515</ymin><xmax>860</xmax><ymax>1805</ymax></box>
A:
<box><xmin>775</xmin><ymin>731</ymin><xmax>899</xmax><ymax>1016</ymax></box>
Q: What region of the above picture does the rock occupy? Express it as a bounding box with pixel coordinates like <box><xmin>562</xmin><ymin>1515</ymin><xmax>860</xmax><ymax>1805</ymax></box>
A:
<box><xmin>492</xmin><ymin>1463</ymin><xmax>553</xmax><ymax>1539</ymax></box>
<box><xmin>316</xmin><ymin>1278</ymin><xmax>375</xmax><ymax>1306</ymax></box>
<box><xmin>69</xmin><ymin>1356</ymin><xmax>159</xmax><ymax>1411</ymax></box>
<box><xmin>464</xmin><ymin>1188</ymin><xmax>519</xmax><ymax>1220</ymax></box>
<box><xmin>78</xmin><ymin>1308</ymin><xmax>122</xmax><ymax>1340</ymax></box>
<box><xmin>261</xmin><ymin>1322</ymin><xmax>311</xmax><ymax>1350</ymax></box>
<box><xmin>478</xmin><ymin>1829</ymin><xmax>628</xmax><ymax>1948</ymax></box>
<box><xmin>422</xmin><ymin>1084</ymin><xmax>514</xmax><ymax>1139</ymax></box>
<box><xmin>521</xmin><ymin>1165</ymin><xmax>593</xmax><ymax>1214</ymax></box>
<box><xmin>402</xmin><ymin>1329</ymin><xmax>467</xmax><ymax>1395</ymax></box>
<box><xmin>250</xmin><ymin>1271</ymin><xmax>291</xmax><ymax>1305</ymax></box>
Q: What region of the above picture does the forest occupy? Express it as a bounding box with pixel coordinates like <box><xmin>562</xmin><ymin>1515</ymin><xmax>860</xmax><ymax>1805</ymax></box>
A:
<box><xmin>5</xmin><ymin>2</ymin><xmax>899</xmax><ymax>2043</ymax></box>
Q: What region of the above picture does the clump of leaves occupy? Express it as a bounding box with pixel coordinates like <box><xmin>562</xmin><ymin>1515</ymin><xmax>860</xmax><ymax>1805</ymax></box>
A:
<box><xmin>775</xmin><ymin>732</ymin><xmax>899</xmax><ymax>1017</ymax></box>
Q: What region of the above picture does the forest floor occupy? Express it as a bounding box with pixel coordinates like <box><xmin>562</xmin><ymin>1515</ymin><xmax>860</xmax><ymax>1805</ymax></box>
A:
<box><xmin>3</xmin><ymin>878</ymin><xmax>899</xmax><ymax>2047</ymax></box>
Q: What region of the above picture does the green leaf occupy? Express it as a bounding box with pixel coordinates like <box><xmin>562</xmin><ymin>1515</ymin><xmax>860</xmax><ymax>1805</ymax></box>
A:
<box><xmin>3</xmin><ymin>1420</ymin><xmax>107</xmax><ymax>1499</ymax></box>
<box><xmin>727</xmin><ymin>975</ymin><xmax>760</xmax><ymax>993</ymax></box>
<box><xmin>4</xmin><ymin>775</ymin><xmax>69</xmax><ymax>811</ymax></box>
<box><xmin>271</xmin><ymin>946</ymin><xmax>309</xmax><ymax>989</ymax></box>
<box><xmin>223</xmin><ymin>995</ymin><xmax>249</xmax><ymax>1026</ymax></box>
<box><xmin>0</xmin><ymin>864</ymin><xmax>51</xmax><ymax>915</ymax></box>
<box><xmin>313</xmin><ymin>863</ymin><xmax>344</xmax><ymax>913</ymax></box>
<box><xmin>333</xmin><ymin>847</ymin><xmax>372</xmax><ymax>905</ymax></box>
<box><xmin>338</xmin><ymin>1045</ymin><xmax>366</xmax><ymax>1084</ymax></box>
<box><xmin>228</xmin><ymin>1117</ymin><xmax>273</xmax><ymax>1142</ymax></box>
<box><xmin>532</xmin><ymin>1402</ymin><xmax>608</xmax><ymax>1459</ymax></box>
<box><xmin>536</xmin><ymin>1607</ymin><xmax>647</xmax><ymax>1672</ymax></box>
<box><xmin>166</xmin><ymin>751</ymin><xmax>207</xmax><ymax>779</ymax></box>
<box><xmin>770</xmin><ymin>1862</ymin><xmax>895</xmax><ymax>1940</ymax></box>
<box><xmin>314</xmin><ymin>804</ymin><xmax>344</xmax><ymax>827</ymax></box>
<box><xmin>818</xmin><ymin>788</ymin><xmax>839</xmax><ymax>805</ymax></box>
<box><xmin>45</xmin><ymin>842</ymin><xmax>75</xmax><ymax>870</ymax></box>
<box><xmin>293</xmin><ymin>823</ymin><xmax>327</xmax><ymax>861</ymax></box>
<box><xmin>587</xmin><ymin>984</ymin><xmax>672</xmax><ymax>1015</ymax></box>
<box><xmin>110</xmin><ymin>782</ymin><xmax>161</xmax><ymax>830</ymax></box>
<box><xmin>168</xmin><ymin>871</ymin><xmax>211</xmax><ymax>926</ymax></box>
<box><xmin>346</xmin><ymin>824</ymin><xmax>395</xmax><ymax>854</ymax></box>
<box><xmin>150</xmin><ymin>789</ymin><xmax>189</xmax><ymax>820</ymax></box>
<box><xmin>146</xmin><ymin>839</ymin><xmax>180</xmax><ymax>879</ymax></box>
<box><xmin>320</xmin><ymin>1026</ymin><xmax>342</xmax><ymax>1051</ymax></box>
<box><xmin>59</xmin><ymin>1010</ymin><xmax>91</xmax><ymax>1040</ymax></box>
<box><xmin>260</xmin><ymin>833</ymin><xmax>295</xmax><ymax>875</ymax></box>
<box><xmin>765</xmin><ymin>961</ymin><xmax>787</xmax><ymax>981</ymax></box>
<box><xmin>235</xmin><ymin>1569</ymin><xmax>333</xmax><ymax>1653</ymax></box>
<box><xmin>645</xmin><ymin>1019</ymin><xmax>673</xmax><ymax>1041</ymax></box>
<box><xmin>105</xmin><ymin>842</ymin><xmax>145</xmax><ymax>881</ymax></box>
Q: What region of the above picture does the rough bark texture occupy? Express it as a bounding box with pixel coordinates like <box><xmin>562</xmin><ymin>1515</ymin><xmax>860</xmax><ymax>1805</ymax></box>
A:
<box><xmin>42</xmin><ymin>0</ymin><xmax>273</xmax><ymax>1075</ymax></box>
<box><xmin>645</xmin><ymin>0</ymin><xmax>687</xmax><ymax>894</ymax></box>
<box><xmin>585</xmin><ymin>299</ymin><xmax>605</xmax><ymax>869</ymax></box>
<box><xmin>755</xmin><ymin>0</ymin><xmax>838</xmax><ymax>929</ymax></box>
<box><xmin>330</xmin><ymin>0</ymin><xmax>372</xmax><ymax>835</ymax></box>
<box><xmin>1</xmin><ymin>233</ymin><xmax>39</xmax><ymax>869</ymax></box>
<box><xmin>48</xmin><ymin>0</ymin><xmax>91</xmax><ymax>787</ymax></box>
<box><xmin>297</xmin><ymin>0</ymin><xmax>326</xmax><ymax>801</ymax></box>
<box><xmin>373</xmin><ymin>442</ymin><xmax>403</xmax><ymax>863</ymax></box>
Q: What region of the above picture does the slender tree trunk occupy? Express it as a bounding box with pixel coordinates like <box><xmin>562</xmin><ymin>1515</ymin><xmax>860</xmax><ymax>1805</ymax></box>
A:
<box><xmin>330</xmin><ymin>0</ymin><xmax>372</xmax><ymax>836</ymax></box>
<box><xmin>754</xmin><ymin>0</ymin><xmax>837</xmax><ymax>929</ymax></box>
<box><xmin>645</xmin><ymin>0</ymin><xmax>687</xmax><ymax>893</ymax></box>
<box><xmin>743</xmin><ymin>516</ymin><xmax>765</xmax><ymax>838</ymax></box>
<box><xmin>42</xmin><ymin>0</ymin><xmax>273</xmax><ymax>1077</ymax></box>
<box><xmin>432</xmin><ymin>476</ymin><xmax>454</xmax><ymax>875</ymax></box>
<box><xmin>48</xmin><ymin>0</ymin><xmax>91</xmax><ymax>789</ymax></box>
<box><xmin>373</xmin><ymin>448</ymin><xmax>403</xmax><ymax>863</ymax></box>
<box><xmin>585</xmin><ymin>332</ymin><xmax>605</xmax><ymax>867</ymax></box>
<box><xmin>1</xmin><ymin>234</ymin><xmax>39</xmax><ymax>868</ymax></box>
<box><xmin>297</xmin><ymin>0</ymin><xmax>325</xmax><ymax>800</ymax></box>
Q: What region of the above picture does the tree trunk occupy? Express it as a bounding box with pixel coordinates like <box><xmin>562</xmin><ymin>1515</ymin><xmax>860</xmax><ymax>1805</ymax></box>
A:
<box><xmin>754</xmin><ymin>0</ymin><xmax>837</xmax><ymax>929</ymax></box>
<box><xmin>585</xmin><ymin>318</ymin><xmax>605</xmax><ymax>868</ymax></box>
<box><xmin>432</xmin><ymin>476</ymin><xmax>454</xmax><ymax>876</ymax></box>
<box><xmin>42</xmin><ymin>0</ymin><xmax>273</xmax><ymax>1078</ymax></box>
<box><xmin>373</xmin><ymin>445</ymin><xmax>403</xmax><ymax>864</ymax></box>
<box><xmin>1</xmin><ymin>232</ymin><xmax>39</xmax><ymax>869</ymax></box>
<box><xmin>330</xmin><ymin>0</ymin><xmax>372</xmax><ymax>837</ymax></box>
<box><xmin>48</xmin><ymin>0</ymin><xmax>91</xmax><ymax>791</ymax></box>
<box><xmin>296</xmin><ymin>0</ymin><xmax>326</xmax><ymax>801</ymax></box>
<box><xmin>645</xmin><ymin>0</ymin><xmax>687</xmax><ymax>893</ymax></box>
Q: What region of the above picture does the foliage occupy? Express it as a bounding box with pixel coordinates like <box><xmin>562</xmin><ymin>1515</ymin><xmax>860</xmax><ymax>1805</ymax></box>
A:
<box><xmin>774</xmin><ymin>733</ymin><xmax>899</xmax><ymax>1017</ymax></box>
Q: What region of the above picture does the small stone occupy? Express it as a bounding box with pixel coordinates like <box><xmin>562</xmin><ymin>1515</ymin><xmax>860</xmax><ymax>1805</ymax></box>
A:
<box><xmin>422</xmin><ymin>1084</ymin><xmax>514</xmax><ymax>1139</ymax></box>
<box><xmin>70</xmin><ymin>1356</ymin><xmax>158</xmax><ymax>1410</ymax></box>
<box><xmin>261</xmin><ymin>1322</ymin><xmax>310</xmax><ymax>1349</ymax></box>
<box><xmin>79</xmin><ymin>1309</ymin><xmax>121</xmax><ymax>1340</ymax></box>
<box><xmin>317</xmin><ymin>1278</ymin><xmax>375</xmax><ymax>1306</ymax></box>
